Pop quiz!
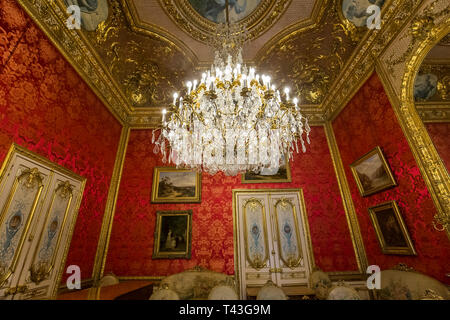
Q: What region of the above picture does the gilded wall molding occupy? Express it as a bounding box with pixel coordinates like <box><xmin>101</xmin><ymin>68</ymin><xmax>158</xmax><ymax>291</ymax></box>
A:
<box><xmin>376</xmin><ymin>0</ymin><xmax>450</xmax><ymax>237</ymax></box>
<box><xmin>416</xmin><ymin>102</ymin><xmax>450</xmax><ymax>123</ymax></box>
<box><xmin>91</xmin><ymin>126</ymin><xmax>131</xmax><ymax>284</ymax></box>
<box><xmin>324</xmin><ymin>122</ymin><xmax>369</xmax><ymax>273</ymax></box>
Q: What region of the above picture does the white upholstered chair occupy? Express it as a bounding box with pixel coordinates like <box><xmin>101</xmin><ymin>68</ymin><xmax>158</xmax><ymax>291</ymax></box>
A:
<box><xmin>256</xmin><ymin>280</ymin><xmax>287</xmax><ymax>300</ymax></box>
<box><xmin>208</xmin><ymin>285</ymin><xmax>239</xmax><ymax>300</ymax></box>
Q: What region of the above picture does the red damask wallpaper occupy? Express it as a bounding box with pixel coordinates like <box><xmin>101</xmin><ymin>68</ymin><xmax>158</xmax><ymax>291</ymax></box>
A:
<box><xmin>333</xmin><ymin>73</ymin><xmax>450</xmax><ymax>284</ymax></box>
<box><xmin>0</xmin><ymin>0</ymin><xmax>122</xmax><ymax>281</ymax></box>
<box><xmin>425</xmin><ymin>123</ymin><xmax>450</xmax><ymax>174</ymax></box>
<box><xmin>104</xmin><ymin>127</ymin><xmax>358</xmax><ymax>277</ymax></box>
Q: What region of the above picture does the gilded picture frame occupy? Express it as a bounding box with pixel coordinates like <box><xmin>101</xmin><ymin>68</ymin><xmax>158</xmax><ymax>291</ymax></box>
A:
<box><xmin>350</xmin><ymin>146</ymin><xmax>397</xmax><ymax>197</ymax></box>
<box><xmin>152</xmin><ymin>210</ymin><xmax>192</xmax><ymax>259</ymax></box>
<box><xmin>241</xmin><ymin>155</ymin><xmax>292</xmax><ymax>184</ymax></box>
<box><xmin>368</xmin><ymin>201</ymin><xmax>417</xmax><ymax>256</ymax></box>
<box><xmin>151</xmin><ymin>167</ymin><xmax>201</xmax><ymax>203</ymax></box>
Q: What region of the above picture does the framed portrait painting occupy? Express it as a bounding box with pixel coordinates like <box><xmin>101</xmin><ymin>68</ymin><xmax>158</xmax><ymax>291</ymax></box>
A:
<box><xmin>368</xmin><ymin>201</ymin><xmax>416</xmax><ymax>255</ymax></box>
<box><xmin>152</xmin><ymin>210</ymin><xmax>192</xmax><ymax>259</ymax></box>
<box><xmin>350</xmin><ymin>146</ymin><xmax>397</xmax><ymax>197</ymax></box>
<box><xmin>151</xmin><ymin>167</ymin><xmax>201</xmax><ymax>203</ymax></box>
<box><xmin>241</xmin><ymin>155</ymin><xmax>292</xmax><ymax>184</ymax></box>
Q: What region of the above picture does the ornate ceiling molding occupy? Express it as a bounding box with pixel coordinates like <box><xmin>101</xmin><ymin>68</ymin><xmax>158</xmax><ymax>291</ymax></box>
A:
<box><xmin>17</xmin><ymin>0</ymin><xmax>444</xmax><ymax>131</ymax></box>
<box><xmin>120</xmin><ymin>0</ymin><xmax>199</xmax><ymax>66</ymax></box>
<box><xmin>254</xmin><ymin>0</ymin><xmax>327</xmax><ymax>62</ymax></box>
<box><xmin>158</xmin><ymin>0</ymin><xmax>291</xmax><ymax>45</ymax></box>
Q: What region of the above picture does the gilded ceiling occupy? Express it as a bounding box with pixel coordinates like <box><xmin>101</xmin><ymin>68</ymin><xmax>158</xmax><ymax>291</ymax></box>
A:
<box><xmin>21</xmin><ymin>0</ymin><xmax>434</xmax><ymax>127</ymax></box>
<box><xmin>61</xmin><ymin>0</ymin><xmax>384</xmax><ymax>110</ymax></box>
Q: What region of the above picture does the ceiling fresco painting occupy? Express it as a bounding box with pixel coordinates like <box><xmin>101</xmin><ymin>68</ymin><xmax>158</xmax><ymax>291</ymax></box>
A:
<box><xmin>341</xmin><ymin>0</ymin><xmax>385</xmax><ymax>27</ymax></box>
<box><xmin>64</xmin><ymin>0</ymin><xmax>109</xmax><ymax>31</ymax></box>
<box><xmin>188</xmin><ymin>0</ymin><xmax>262</xmax><ymax>24</ymax></box>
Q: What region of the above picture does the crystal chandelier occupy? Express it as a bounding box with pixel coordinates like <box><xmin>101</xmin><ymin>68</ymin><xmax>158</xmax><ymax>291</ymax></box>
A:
<box><xmin>153</xmin><ymin>23</ymin><xmax>310</xmax><ymax>176</ymax></box>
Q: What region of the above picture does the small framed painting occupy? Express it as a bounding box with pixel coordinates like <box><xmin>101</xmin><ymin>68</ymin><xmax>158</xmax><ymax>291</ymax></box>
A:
<box><xmin>350</xmin><ymin>146</ymin><xmax>397</xmax><ymax>197</ymax></box>
<box><xmin>368</xmin><ymin>201</ymin><xmax>416</xmax><ymax>255</ymax></box>
<box><xmin>151</xmin><ymin>167</ymin><xmax>201</xmax><ymax>203</ymax></box>
<box><xmin>152</xmin><ymin>210</ymin><xmax>192</xmax><ymax>259</ymax></box>
<box><xmin>241</xmin><ymin>155</ymin><xmax>292</xmax><ymax>184</ymax></box>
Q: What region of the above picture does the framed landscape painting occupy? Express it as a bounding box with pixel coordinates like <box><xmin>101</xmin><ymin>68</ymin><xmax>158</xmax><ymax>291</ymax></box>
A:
<box><xmin>152</xmin><ymin>210</ymin><xmax>192</xmax><ymax>259</ymax></box>
<box><xmin>151</xmin><ymin>167</ymin><xmax>201</xmax><ymax>203</ymax></box>
<box><xmin>368</xmin><ymin>201</ymin><xmax>416</xmax><ymax>255</ymax></box>
<box><xmin>350</xmin><ymin>146</ymin><xmax>397</xmax><ymax>197</ymax></box>
<box><xmin>241</xmin><ymin>155</ymin><xmax>292</xmax><ymax>184</ymax></box>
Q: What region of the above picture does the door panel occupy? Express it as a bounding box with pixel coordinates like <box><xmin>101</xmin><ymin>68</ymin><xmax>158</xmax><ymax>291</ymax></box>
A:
<box><xmin>236</xmin><ymin>193</ymin><xmax>277</xmax><ymax>297</ymax></box>
<box><xmin>14</xmin><ymin>177</ymin><xmax>80</xmax><ymax>300</ymax></box>
<box><xmin>0</xmin><ymin>145</ymin><xmax>85</xmax><ymax>300</ymax></box>
<box><xmin>234</xmin><ymin>190</ymin><xmax>314</xmax><ymax>299</ymax></box>
<box><xmin>0</xmin><ymin>160</ymin><xmax>51</xmax><ymax>298</ymax></box>
<box><xmin>269</xmin><ymin>193</ymin><xmax>310</xmax><ymax>287</ymax></box>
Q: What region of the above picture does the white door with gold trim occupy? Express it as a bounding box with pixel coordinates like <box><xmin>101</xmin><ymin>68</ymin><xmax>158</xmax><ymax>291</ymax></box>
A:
<box><xmin>0</xmin><ymin>145</ymin><xmax>85</xmax><ymax>300</ymax></box>
<box><xmin>234</xmin><ymin>189</ymin><xmax>314</xmax><ymax>299</ymax></box>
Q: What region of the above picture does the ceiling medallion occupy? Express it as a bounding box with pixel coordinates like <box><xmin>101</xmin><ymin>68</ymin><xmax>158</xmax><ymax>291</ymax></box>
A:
<box><xmin>153</xmin><ymin>23</ymin><xmax>310</xmax><ymax>176</ymax></box>
<box><xmin>159</xmin><ymin>0</ymin><xmax>291</xmax><ymax>44</ymax></box>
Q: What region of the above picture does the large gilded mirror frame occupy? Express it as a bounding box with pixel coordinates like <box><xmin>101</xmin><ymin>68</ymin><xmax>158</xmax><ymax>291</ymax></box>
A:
<box><xmin>400</xmin><ymin>23</ymin><xmax>450</xmax><ymax>237</ymax></box>
<box><xmin>378</xmin><ymin>12</ymin><xmax>450</xmax><ymax>238</ymax></box>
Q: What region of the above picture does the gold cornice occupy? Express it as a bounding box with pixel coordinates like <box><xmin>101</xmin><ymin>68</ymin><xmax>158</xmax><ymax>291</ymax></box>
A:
<box><xmin>324</xmin><ymin>122</ymin><xmax>368</xmax><ymax>273</ymax></box>
<box><xmin>422</xmin><ymin>58</ymin><xmax>450</xmax><ymax>65</ymax></box>
<box><xmin>416</xmin><ymin>102</ymin><xmax>450</xmax><ymax>123</ymax></box>
<box><xmin>91</xmin><ymin>126</ymin><xmax>131</xmax><ymax>285</ymax></box>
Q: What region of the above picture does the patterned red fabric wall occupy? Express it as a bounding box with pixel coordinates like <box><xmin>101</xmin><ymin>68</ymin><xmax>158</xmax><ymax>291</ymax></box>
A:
<box><xmin>332</xmin><ymin>73</ymin><xmax>450</xmax><ymax>284</ymax></box>
<box><xmin>0</xmin><ymin>0</ymin><xmax>122</xmax><ymax>281</ymax></box>
<box><xmin>104</xmin><ymin>127</ymin><xmax>358</xmax><ymax>277</ymax></box>
<box><xmin>425</xmin><ymin>123</ymin><xmax>450</xmax><ymax>173</ymax></box>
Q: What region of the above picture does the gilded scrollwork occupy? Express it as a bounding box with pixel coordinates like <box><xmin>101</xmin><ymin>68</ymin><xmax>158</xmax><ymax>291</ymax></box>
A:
<box><xmin>257</xmin><ymin>0</ymin><xmax>359</xmax><ymax>105</ymax></box>
<box><xmin>84</xmin><ymin>1</ymin><xmax>193</xmax><ymax>109</ymax></box>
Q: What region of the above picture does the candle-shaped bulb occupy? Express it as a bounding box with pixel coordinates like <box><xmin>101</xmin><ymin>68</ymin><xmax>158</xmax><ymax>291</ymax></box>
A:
<box><xmin>271</xmin><ymin>85</ymin><xmax>275</xmax><ymax>91</ymax></box>
<box><xmin>201</xmin><ymin>73</ymin><xmax>206</xmax><ymax>83</ymax></box>
<box><xmin>284</xmin><ymin>87</ymin><xmax>290</xmax><ymax>101</ymax></box>
<box><xmin>242</xmin><ymin>74</ymin><xmax>247</xmax><ymax>87</ymax></box>
<box><xmin>193</xmin><ymin>80</ymin><xmax>198</xmax><ymax>90</ymax></box>
<box><xmin>172</xmin><ymin>92</ymin><xmax>178</xmax><ymax>105</ymax></box>
<box><xmin>267</xmin><ymin>76</ymin><xmax>271</xmax><ymax>88</ymax></box>
<box><xmin>187</xmin><ymin>81</ymin><xmax>192</xmax><ymax>94</ymax></box>
<box><xmin>162</xmin><ymin>108</ymin><xmax>167</xmax><ymax>123</ymax></box>
<box><xmin>293</xmin><ymin>97</ymin><xmax>298</xmax><ymax>106</ymax></box>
